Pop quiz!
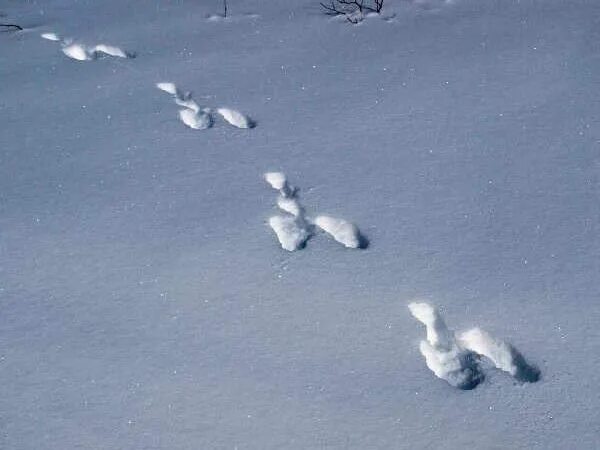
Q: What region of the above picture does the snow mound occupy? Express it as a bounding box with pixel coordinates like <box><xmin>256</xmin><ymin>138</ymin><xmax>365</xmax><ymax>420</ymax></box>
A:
<box><xmin>156</xmin><ymin>82</ymin><xmax>179</xmax><ymax>96</ymax></box>
<box><xmin>268</xmin><ymin>215</ymin><xmax>310</xmax><ymax>251</ymax></box>
<box><xmin>264</xmin><ymin>172</ymin><xmax>288</xmax><ymax>191</ymax></box>
<box><xmin>157</xmin><ymin>82</ymin><xmax>211</xmax><ymax>130</ymax></box>
<box><xmin>178</xmin><ymin>109</ymin><xmax>212</xmax><ymax>130</ymax></box>
<box><xmin>157</xmin><ymin>84</ymin><xmax>252</xmax><ymax>131</ymax></box>
<box><xmin>264</xmin><ymin>171</ymin><xmax>294</xmax><ymax>198</ymax></box>
<box><xmin>409</xmin><ymin>302</ymin><xmax>483</xmax><ymax>390</ymax></box>
<box><xmin>46</xmin><ymin>34</ymin><xmax>132</xmax><ymax>62</ymax></box>
<box><xmin>409</xmin><ymin>303</ymin><xmax>540</xmax><ymax>389</ymax></box>
<box><xmin>314</xmin><ymin>215</ymin><xmax>363</xmax><ymax>249</ymax></box>
<box><xmin>91</xmin><ymin>44</ymin><xmax>131</xmax><ymax>59</ymax></box>
<box><xmin>277</xmin><ymin>196</ymin><xmax>302</xmax><ymax>217</ymax></box>
<box><xmin>41</xmin><ymin>32</ymin><xmax>61</xmax><ymax>41</ymax></box>
<box><xmin>264</xmin><ymin>172</ymin><xmax>312</xmax><ymax>251</ymax></box>
<box><xmin>408</xmin><ymin>302</ymin><xmax>454</xmax><ymax>348</ymax></box>
<box><xmin>216</xmin><ymin>108</ymin><xmax>254</xmax><ymax>129</ymax></box>
<box><xmin>175</xmin><ymin>97</ymin><xmax>201</xmax><ymax>114</ymax></box>
<box><xmin>62</xmin><ymin>43</ymin><xmax>91</xmax><ymax>61</ymax></box>
<box><xmin>263</xmin><ymin>172</ymin><xmax>367</xmax><ymax>251</ymax></box>
<box><xmin>459</xmin><ymin>328</ymin><xmax>540</xmax><ymax>383</ymax></box>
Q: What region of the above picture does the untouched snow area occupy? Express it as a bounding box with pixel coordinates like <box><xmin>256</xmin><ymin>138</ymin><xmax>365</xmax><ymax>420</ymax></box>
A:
<box><xmin>1</xmin><ymin>0</ymin><xmax>599</xmax><ymax>448</ymax></box>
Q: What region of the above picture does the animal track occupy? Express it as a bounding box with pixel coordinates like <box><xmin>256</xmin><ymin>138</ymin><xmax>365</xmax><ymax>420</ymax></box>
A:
<box><xmin>41</xmin><ymin>31</ymin><xmax>133</xmax><ymax>61</ymax></box>
<box><xmin>41</xmin><ymin>32</ymin><xmax>60</xmax><ymax>41</ymax></box>
<box><xmin>408</xmin><ymin>302</ymin><xmax>540</xmax><ymax>389</ymax></box>
<box><xmin>314</xmin><ymin>215</ymin><xmax>363</xmax><ymax>249</ymax></box>
<box><xmin>156</xmin><ymin>82</ymin><xmax>254</xmax><ymax>131</ymax></box>
<box><xmin>264</xmin><ymin>172</ymin><xmax>311</xmax><ymax>251</ymax></box>
<box><xmin>216</xmin><ymin>108</ymin><xmax>254</xmax><ymax>129</ymax></box>
<box><xmin>264</xmin><ymin>172</ymin><xmax>366</xmax><ymax>251</ymax></box>
<box><xmin>458</xmin><ymin>328</ymin><xmax>541</xmax><ymax>383</ymax></box>
<box><xmin>268</xmin><ymin>215</ymin><xmax>311</xmax><ymax>251</ymax></box>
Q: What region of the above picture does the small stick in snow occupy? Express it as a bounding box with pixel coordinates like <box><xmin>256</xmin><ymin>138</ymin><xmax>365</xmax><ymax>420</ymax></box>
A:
<box><xmin>0</xmin><ymin>23</ymin><xmax>23</xmax><ymax>31</ymax></box>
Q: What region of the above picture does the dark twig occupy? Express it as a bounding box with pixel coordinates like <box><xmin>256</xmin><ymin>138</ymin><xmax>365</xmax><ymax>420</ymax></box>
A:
<box><xmin>0</xmin><ymin>23</ymin><xmax>23</xmax><ymax>31</ymax></box>
<box><xmin>320</xmin><ymin>0</ymin><xmax>384</xmax><ymax>23</ymax></box>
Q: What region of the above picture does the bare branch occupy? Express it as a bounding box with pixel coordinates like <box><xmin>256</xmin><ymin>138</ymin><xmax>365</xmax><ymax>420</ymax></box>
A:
<box><xmin>319</xmin><ymin>0</ymin><xmax>384</xmax><ymax>23</ymax></box>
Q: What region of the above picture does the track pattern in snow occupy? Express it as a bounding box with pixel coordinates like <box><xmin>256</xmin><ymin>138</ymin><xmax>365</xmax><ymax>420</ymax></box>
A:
<box><xmin>264</xmin><ymin>172</ymin><xmax>366</xmax><ymax>251</ymax></box>
<box><xmin>408</xmin><ymin>302</ymin><xmax>483</xmax><ymax>390</ymax></box>
<box><xmin>458</xmin><ymin>328</ymin><xmax>540</xmax><ymax>383</ymax></box>
<box><xmin>268</xmin><ymin>215</ymin><xmax>310</xmax><ymax>251</ymax></box>
<box><xmin>156</xmin><ymin>82</ymin><xmax>211</xmax><ymax>130</ymax></box>
<box><xmin>41</xmin><ymin>32</ymin><xmax>133</xmax><ymax>61</ymax></box>
<box><xmin>157</xmin><ymin>82</ymin><xmax>254</xmax><ymax>131</ymax></box>
<box><xmin>409</xmin><ymin>302</ymin><xmax>540</xmax><ymax>389</ymax></box>
<box><xmin>313</xmin><ymin>215</ymin><xmax>363</xmax><ymax>249</ymax></box>
<box><xmin>264</xmin><ymin>172</ymin><xmax>312</xmax><ymax>251</ymax></box>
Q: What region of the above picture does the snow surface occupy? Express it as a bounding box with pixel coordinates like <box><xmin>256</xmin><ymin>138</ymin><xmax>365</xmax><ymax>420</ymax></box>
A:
<box><xmin>1</xmin><ymin>0</ymin><xmax>599</xmax><ymax>448</ymax></box>
<box><xmin>408</xmin><ymin>302</ymin><xmax>539</xmax><ymax>388</ymax></box>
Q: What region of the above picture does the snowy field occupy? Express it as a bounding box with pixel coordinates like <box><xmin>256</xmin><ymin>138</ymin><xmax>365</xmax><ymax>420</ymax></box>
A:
<box><xmin>1</xmin><ymin>0</ymin><xmax>599</xmax><ymax>448</ymax></box>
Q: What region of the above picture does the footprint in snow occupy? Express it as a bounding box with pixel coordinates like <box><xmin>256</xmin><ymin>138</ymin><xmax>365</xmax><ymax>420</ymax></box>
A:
<box><xmin>41</xmin><ymin>31</ymin><xmax>134</xmax><ymax>61</ymax></box>
<box><xmin>264</xmin><ymin>172</ymin><xmax>311</xmax><ymax>251</ymax></box>
<box><xmin>408</xmin><ymin>302</ymin><xmax>540</xmax><ymax>389</ymax></box>
<box><xmin>156</xmin><ymin>81</ymin><xmax>254</xmax><ymax>131</ymax></box>
<box><xmin>264</xmin><ymin>172</ymin><xmax>366</xmax><ymax>251</ymax></box>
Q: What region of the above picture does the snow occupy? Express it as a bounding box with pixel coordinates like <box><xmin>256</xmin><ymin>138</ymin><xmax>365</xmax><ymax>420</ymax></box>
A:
<box><xmin>40</xmin><ymin>32</ymin><xmax>61</xmax><ymax>41</ymax></box>
<box><xmin>277</xmin><ymin>196</ymin><xmax>302</xmax><ymax>217</ymax></box>
<box><xmin>61</xmin><ymin>42</ymin><xmax>90</xmax><ymax>61</ymax></box>
<box><xmin>409</xmin><ymin>302</ymin><xmax>483</xmax><ymax>389</ymax></box>
<box><xmin>459</xmin><ymin>327</ymin><xmax>518</xmax><ymax>376</ymax></box>
<box><xmin>264</xmin><ymin>171</ymin><xmax>290</xmax><ymax>193</ymax></box>
<box><xmin>408</xmin><ymin>302</ymin><xmax>539</xmax><ymax>389</ymax></box>
<box><xmin>216</xmin><ymin>107</ymin><xmax>254</xmax><ymax>129</ymax></box>
<box><xmin>1</xmin><ymin>0</ymin><xmax>599</xmax><ymax>448</ymax></box>
<box><xmin>268</xmin><ymin>215</ymin><xmax>311</xmax><ymax>251</ymax></box>
<box><xmin>92</xmin><ymin>44</ymin><xmax>130</xmax><ymax>59</ymax></box>
<box><xmin>313</xmin><ymin>215</ymin><xmax>363</xmax><ymax>249</ymax></box>
<box><xmin>459</xmin><ymin>327</ymin><xmax>540</xmax><ymax>383</ymax></box>
<box><xmin>178</xmin><ymin>108</ymin><xmax>212</xmax><ymax>130</ymax></box>
<box><xmin>265</xmin><ymin>172</ymin><xmax>311</xmax><ymax>250</ymax></box>
<box><xmin>156</xmin><ymin>82</ymin><xmax>179</xmax><ymax>96</ymax></box>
